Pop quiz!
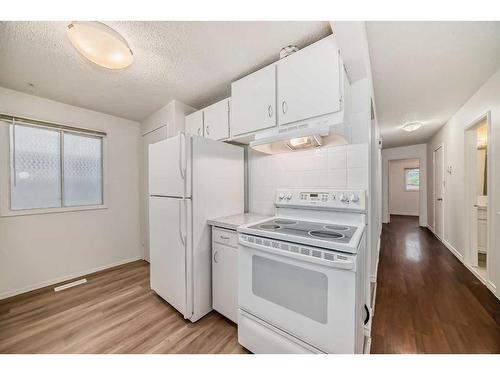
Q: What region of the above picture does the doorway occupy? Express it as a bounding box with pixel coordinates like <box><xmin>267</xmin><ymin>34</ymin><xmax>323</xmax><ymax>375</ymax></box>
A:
<box><xmin>464</xmin><ymin>116</ymin><xmax>489</xmax><ymax>282</ymax></box>
<box><xmin>388</xmin><ymin>158</ymin><xmax>420</xmax><ymax>218</ymax></box>
<box><xmin>433</xmin><ymin>145</ymin><xmax>444</xmax><ymax>240</ymax></box>
<box><xmin>140</xmin><ymin>125</ymin><xmax>168</xmax><ymax>262</ymax></box>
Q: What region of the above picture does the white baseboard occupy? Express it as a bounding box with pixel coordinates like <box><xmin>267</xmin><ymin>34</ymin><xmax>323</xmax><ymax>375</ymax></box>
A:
<box><xmin>389</xmin><ymin>211</ymin><xmax>419</xmax><ymax>216</ymax></box>
<box><xmin>0</xmin><ymin>256</ymin><xmax>142</xmax><ymax>300</ymax></box>
<box><xmin>441</xmin><ymin>238</ymin><xmax>464</xmax><ymax>261</ymax></box>
<box><xmin>426</xmin><ymin>227</ymin><xmax>500</xmax><ymax>300</ymax></box>
<box><xmin>370</xmin><ymin>237</ymin><xmax>381</xmax><ymax>283</ymax></box>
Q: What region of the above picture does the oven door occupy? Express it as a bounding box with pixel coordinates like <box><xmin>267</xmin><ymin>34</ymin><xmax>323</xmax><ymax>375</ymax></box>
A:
<box><xmin>239</xmin><ymin>236</ymin><xmax>359</xmax><ymax>354</ymax></box>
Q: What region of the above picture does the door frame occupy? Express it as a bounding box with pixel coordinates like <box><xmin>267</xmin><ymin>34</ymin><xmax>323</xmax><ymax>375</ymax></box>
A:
<box><xmin>463</xmin><ymin>111</ymin><xmax>491</xmax><ymax>280</ymax></box>
<box><xmin>387</xmin><ymin>158</ymin><xmax>421</xmax><ymax>217</ymax></box>
<box><xmin>140</xmin><ymin>125</ymin><xmax>168</xmax><ymax>262</ymax></box>
<box><xmin>432</xmin><ymin>143</ymin><xmax>445</xmax><ymax>241</ymax></box>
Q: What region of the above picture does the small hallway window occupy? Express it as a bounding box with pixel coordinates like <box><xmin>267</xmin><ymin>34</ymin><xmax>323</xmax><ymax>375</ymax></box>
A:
<box><xmin>405</xmin><ymin>168</ymin><xmax>420</xmax><ymax>191</ymax></box>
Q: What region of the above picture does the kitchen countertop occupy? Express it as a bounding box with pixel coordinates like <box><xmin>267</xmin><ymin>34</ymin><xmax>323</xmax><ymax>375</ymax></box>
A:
<box><xmin>208</xmin><ymin>213</ymin><xmax>271</xmax><ymax>231</ymax></box>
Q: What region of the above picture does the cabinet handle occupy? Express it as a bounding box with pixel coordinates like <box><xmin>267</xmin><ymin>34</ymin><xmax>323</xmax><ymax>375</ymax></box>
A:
<box><xmin>282</xmin><ymin>101</ymin><xmax>287</xmax><ymax>114</ymax></box>
<box><xmin>206</xmin><ymin>125</ymin><xmax>210</xmax><ymax>135</ymax></box>
<box><xmin>213</xmin><ymin>251</ymin><xmax>219</xmax><ymax>263</ymax></box>
<box><xmin>220</xmin><ymin>235</ymin><xmax>230</xmax><ymax>240</ymax></box>
<box><xmin>268</xmin><ymin>105</ymin><xmax>273</xmax><ymax>118</ymax></box>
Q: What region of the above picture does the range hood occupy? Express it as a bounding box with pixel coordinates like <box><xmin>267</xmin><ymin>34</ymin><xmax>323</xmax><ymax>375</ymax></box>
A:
<box><xmin>249</xmin><ymin>111</ymin><xmax>349</xmax><ymax>155</ymax></box>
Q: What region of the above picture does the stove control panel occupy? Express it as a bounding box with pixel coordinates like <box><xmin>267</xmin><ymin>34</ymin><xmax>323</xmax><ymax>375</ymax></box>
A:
<box><xmin>275</xmin><ymin>188</ymin><xmax>366</xmax><ymax>212</ymax></box>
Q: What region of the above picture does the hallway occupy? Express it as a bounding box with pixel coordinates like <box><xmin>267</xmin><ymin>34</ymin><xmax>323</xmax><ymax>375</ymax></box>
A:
<box><xmin>371</xmin><ymin>215</ymin><xmax>500</xmax><ymax>353</ymax></box>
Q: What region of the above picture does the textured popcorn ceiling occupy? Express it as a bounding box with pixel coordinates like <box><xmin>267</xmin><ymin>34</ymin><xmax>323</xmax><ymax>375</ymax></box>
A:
<box><xmin>366</xmin><ymin>21</ymin><xmax>500</xmax><ymax>148</ymax></box>
<box><xmin>0</xmin><ymin>21</ymin><xmax>331</xmax><ymax>121</ymax></box>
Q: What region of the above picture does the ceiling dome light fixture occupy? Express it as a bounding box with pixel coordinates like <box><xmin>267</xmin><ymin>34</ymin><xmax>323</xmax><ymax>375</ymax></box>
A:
<box><xmin>402</xmin><ymin>121</ymin><xmax>423</xmax><ymax>132</ymax></box>
<box><xmin>66</xmin><ymin>21</ymin><xmax>133</xmax><ymax>70</ymax></box>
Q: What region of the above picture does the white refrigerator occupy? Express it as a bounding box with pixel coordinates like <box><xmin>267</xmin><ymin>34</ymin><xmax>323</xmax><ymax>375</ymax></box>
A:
<box><xmin>149</xmin><ymin>133</ymin><xmax>244</xmax><ymax>322</ymax></box>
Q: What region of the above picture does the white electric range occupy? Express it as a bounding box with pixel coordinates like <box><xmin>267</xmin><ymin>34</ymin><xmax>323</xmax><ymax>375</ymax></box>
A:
<box><xmin>237</xmin><ymin>188</ymin><xmax>368</xmax><ymax>354</ymax></box>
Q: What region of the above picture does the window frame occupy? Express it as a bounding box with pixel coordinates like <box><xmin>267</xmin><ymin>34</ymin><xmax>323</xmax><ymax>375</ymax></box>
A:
<box><xmin>404</xmin><ymin>167</ymin><xmax>420</xmax><ymax>192</ymax></box>
<box><xmin>0</xmin><ymin>120</ymin><xmax>108</xmax><ymax>217</ymax></box>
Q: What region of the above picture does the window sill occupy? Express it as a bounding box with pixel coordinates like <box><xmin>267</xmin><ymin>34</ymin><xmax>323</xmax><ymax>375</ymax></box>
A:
<box><xmin>0</xmin><ymin>204</ymin><xmax>108</xmax><ymax>217</ymax></box>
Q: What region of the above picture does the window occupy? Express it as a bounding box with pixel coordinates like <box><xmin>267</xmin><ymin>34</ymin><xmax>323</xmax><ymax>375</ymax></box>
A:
<box><xmin>405</xmin><ymin>168</ymin><xmax>420</xmax><ymax>191</ymax></box>
<box><xmin>9</xmin><ymin>124</ymin><xmax>103</xmax><ymax>211</ymax></box>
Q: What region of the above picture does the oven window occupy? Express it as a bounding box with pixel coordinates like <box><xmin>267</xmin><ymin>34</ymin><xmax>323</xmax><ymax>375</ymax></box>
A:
<box><xmin>252</xmin><ymin>255</ymin><xmax>328</xmax><ymax>324</ymax></box>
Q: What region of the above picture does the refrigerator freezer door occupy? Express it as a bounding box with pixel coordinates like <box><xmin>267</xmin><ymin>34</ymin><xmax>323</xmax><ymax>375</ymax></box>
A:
<box><xmin>149</xmin><ymin>133</ymin><xmax>191</xmax><ymax>198</ymax></box>
<box><xmin>149</xmin><ymin>196</ymin><xmax>192</xmax><ymax>318</ymax></box>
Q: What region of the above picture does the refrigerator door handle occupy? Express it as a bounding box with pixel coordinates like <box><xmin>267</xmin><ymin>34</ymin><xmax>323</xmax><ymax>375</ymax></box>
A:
<box><xmin>179</xmin><ymin>132</ymin><xmax>186</xmax><ymax>181</ymax></box>
<box><xmin>178</xmin><ymin>200</ymin><xmax>186</xmax><ymax>248</ymax></box>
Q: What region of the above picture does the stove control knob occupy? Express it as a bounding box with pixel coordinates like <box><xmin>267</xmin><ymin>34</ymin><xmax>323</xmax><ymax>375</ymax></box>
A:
<box><xmin>279</xmin><ymin>193</ymin><xmax>285</xmax><ymax>201</ymax></box>
<box><xmin>339</xmin><ymin>193</ymin><xmax>348</xmax><ymax>203</ymax></box>
<box><xmin>285</xmin><ymin>193</ymin><xmax>292</xmax><ymax>200</ymax></box>
<box><xmin>350</xmin><ymin>194</ymin><xmax>359</xmax><ymax>203</ymax></box>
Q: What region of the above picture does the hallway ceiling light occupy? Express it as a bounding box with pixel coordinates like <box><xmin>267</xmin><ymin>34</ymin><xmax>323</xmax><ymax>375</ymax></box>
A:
<box><xmin>66</xmin><ymin>21</ymin><xmax>133</xmax><ymax>70</ymax></box>
<box><xmin>402</xmin><ymin>121</ymin><xmax>422</xmax><ymax>132</ymax></box>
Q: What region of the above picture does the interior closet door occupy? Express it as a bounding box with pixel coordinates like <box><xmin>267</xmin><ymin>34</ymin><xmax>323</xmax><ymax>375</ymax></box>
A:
<box><xmin>433</xmin><ymin>146</ymin><xmax>444</xmax><ymax>240</ymax></box>
<box><xmin>141</xmin><ymin>126</ymin><xmax>168</xmax><ymax>262</ymax></box>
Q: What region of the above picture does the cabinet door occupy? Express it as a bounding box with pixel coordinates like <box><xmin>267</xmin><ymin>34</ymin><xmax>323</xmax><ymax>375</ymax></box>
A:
<box><xmin>212</xmin><ymin>242</ymin><xmax>238</xmax><ymax>323</ymax></box>
<box><xmin>231</xmin><ymin>64</ymin><xmax>276</xmax><ymax>137</ymax></box>
<box><xmin>185</xmin><ymin>110</ymin><xmax>204</xmax><ymax>137</ymax></box>
<box><xmin>204</xmin><ymin>98</ymin><xmax>230</xmax><ymax>141</ymax></box>
<box><xmin>277</xmin><ymin>35</ymin><xmax>341</xmax><ymax>126</ymax></box>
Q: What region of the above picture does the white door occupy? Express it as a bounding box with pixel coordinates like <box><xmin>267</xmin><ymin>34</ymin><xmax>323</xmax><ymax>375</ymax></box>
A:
<box><xmin>231</xmin><ymin>64</ymin><xmax>276</xmax><ymax>137</ymax></box>
<box><xmin>204</xmin><ymin>98</ymin><xmax>230</xmax><ymax>141</ymax></box>
<box><xmin>149</xmin><ymin>133</ymin><xmax>191</xmax><ymax>198</ymax></box>
<box><xmin>434</xmin><ymin>146</ymin><xmax>444</xmax><ymax>239</ymax></box>
<box><xmin>185</xmin><ymin>110</ymin><xmax>204</xmax><ymax>137</ymax></box>
<box><xmin>141</xmin><ymin>126</ymin><xmax>168</xmax><ymax>262</ymax></box>
<box><xmin>149</xmin><ymin>196</ymin><xmax>190</xmax><ymax>317</ymax></box>
<box><xmin>277</xmin><ymin>36</ymin><xmax>341</xmax><ymax>126</ymax></box>
<box><xmin>212</xmin><ymin>242</ymin><xmax>238</xmax><ymax>323</ymax></box>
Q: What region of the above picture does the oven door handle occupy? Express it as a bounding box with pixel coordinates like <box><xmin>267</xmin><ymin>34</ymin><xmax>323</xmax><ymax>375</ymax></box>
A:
<box><xmin>239</xmin><ymin>238</ymin><xmax>355</xmax><ymax>270</ymax></box>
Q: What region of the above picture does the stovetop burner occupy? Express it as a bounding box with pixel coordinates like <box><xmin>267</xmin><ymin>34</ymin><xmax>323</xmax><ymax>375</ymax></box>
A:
<box><xmin>308</xmin><ymin>230</ymin><xmax>345</xmax><ymax>239</ymax></box>
<box><xmin>248</xmin><ymin>218</ymin><xmax>357</xmax><ymax>244</ymax></box>
<box><xmin>324</xmin><ymin>224</ymin><xmax>350</xmax><ymax>231</ymax></box>
<box><xmin>259</xmin><ymin>224</ymin><xmax>281</xmax><ymax>230</ymax></box>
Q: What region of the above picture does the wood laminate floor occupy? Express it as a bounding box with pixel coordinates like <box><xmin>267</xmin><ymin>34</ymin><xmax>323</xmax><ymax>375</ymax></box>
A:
<box><xmin>0</xmin><ymin>260</ymin><xmax>247</xmax><ymax>354</ymax></box>
<box><xmin>371</xmin><ymin>215</ymin><xmax>500</xmax><ymax>353</ymax></box>
<box><xmin>3</xmin><ymin>217</ymin><xmax>500</xmax><ymax>354</ymax></box>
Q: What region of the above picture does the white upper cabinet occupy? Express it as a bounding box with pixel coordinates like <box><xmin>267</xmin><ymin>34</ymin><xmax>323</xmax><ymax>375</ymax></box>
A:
<box><xmin>277</xmin><ymin>35</ymin><xmax>341</xmax><ymax>126</ymax></box>
<box><xmin>203</xmin><ymin>98</ymin><xmax>230</xmax><ymax>141</ymax></box>
<box><xmin>231</xmin><ymin>64</ymin><xmax>277</xmax><ymax>137</ymax></box>
<box><xmin>185</xmin><ymin>110</ymin><xmax>204</xmax><ymax>137</ymax></box>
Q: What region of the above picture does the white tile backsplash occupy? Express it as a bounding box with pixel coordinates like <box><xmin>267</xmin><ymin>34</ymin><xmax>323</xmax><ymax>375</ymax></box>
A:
<box><xmin>248</xmin><ymin>143</ymin><xmax>369</xmax><ymax>215</ymax></box>
<box><xmin>328</xmin><ymin>145</ymin><xmax>347</xmax><ymax>169</ymax></box>
<box><xmin>328</xmin><ymin>168</ymin><xmax>348</xmax><ymax>187</ymax></box>
<box><xmin>347</xmin><ymin>167</ymin><xmax>368</xmax><ymax>188</ymax></box>
<box><xmin>347</xmin><ymin>143</ymin><xmax>369</xmax><ymax>169</ymax></box>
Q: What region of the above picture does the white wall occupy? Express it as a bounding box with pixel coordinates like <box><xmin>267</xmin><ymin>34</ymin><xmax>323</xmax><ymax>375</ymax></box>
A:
<box><xmin>248</xmin><ymin>142</ymin><xmax>369</xmax><ymax>215</ymax></box>
<box><xmin>0</xmin><ymin>87</ymin><xmax>142</xmax><ymax>299</ymax></box>
<box><xmin>141</xmin><ymin>100</ymin><xmax>195</xmax><ymax>137</ymax></box>
<box><xmin>388</xmin><ymin>158</ymin><xmax>420</xmax><ymax>216</ymax></box>
<box><xmin>332</xmin><ymin>21</ymin><xmax>383</xmax><ymax>285</ymax></box>
<box><xmin>427</xmin><ymin>68</ymin><xmax>500</xmax><ymax>299</ymax></box>
<box><xmin>382</xmin><ymin>144</ymin><xmax>427</xmax><ymax>226</ymax></box>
